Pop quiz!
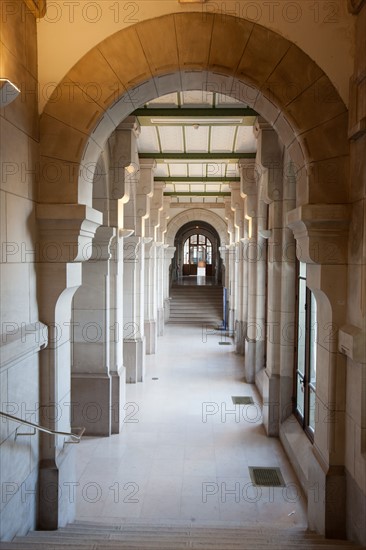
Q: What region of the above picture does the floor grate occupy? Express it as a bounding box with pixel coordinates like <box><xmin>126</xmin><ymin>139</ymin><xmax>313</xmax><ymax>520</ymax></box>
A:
<box><xmin>248</xmin><ymin>467</ymin><xmax>286</xmax><ymax>487</ymax></box>
<box><xmin>231</xmin><ymin>396</ymin><xmax>254</xmax><ymax>405</ymax></box>
<box><xmin>218</xmin><ymin>342</ymin><xmax>231</xmax><ymax>345</ymax></box>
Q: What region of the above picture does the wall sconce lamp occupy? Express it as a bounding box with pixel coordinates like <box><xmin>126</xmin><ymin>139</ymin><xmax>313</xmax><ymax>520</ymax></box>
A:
<box><xmin>125</xmin><ymin>163</ymin><xmax>137</xmax><ymax>175</ymax></box>
<box><xmin>0</xmin><ymin>79</ymin><xmax>20</xmax><ymax>107</ymax></box>
<box><xmin>119</xmin><ymin>229</ymin><xmax>134</xmax><ymax>238</ymax></box>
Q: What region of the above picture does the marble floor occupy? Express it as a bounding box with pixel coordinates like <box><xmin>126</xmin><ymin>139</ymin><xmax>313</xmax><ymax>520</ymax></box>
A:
<box><xmin>74</xmin><ymin>324</ymin><xmax>307</xmax><ymax>528</ymax></box>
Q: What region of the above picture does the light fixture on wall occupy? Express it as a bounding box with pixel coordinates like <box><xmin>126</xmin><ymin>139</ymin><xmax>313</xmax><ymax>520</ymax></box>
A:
<box><xmin>0</xmin><ymin>79</ymin><xmax>20</xmax><ymax>107</ymax></box>
<box><xmin>119</xmin><ymin>229</ymin><xmax>134</xmax><ymax>238</ymax></box>
<box><xmin>125</xmin><ymin>163</ymin><xmax>137</xmax><ymax>175</ymax></box>
<box><xmin>245</xmin><ymin>215</ymin><xmax>253</xmax><ymax>239</ymax></box>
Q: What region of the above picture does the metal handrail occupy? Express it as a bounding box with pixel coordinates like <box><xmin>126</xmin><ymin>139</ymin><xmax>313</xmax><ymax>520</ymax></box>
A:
<box><xmin>0</xmin><ymin>411</ymin><xmax>85</xmax><ymax>443</ymax></box>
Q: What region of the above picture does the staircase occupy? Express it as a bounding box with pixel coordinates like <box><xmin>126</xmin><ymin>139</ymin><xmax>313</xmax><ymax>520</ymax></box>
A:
<box><xmin>169</xmin><ymin>284</ymin><xmax>223</xmax><ymax>325</ymax></box>
<box><xmin>0</xmin><ymin>521</ymin><xmax>363</xmax><ymax>549</ymax></box>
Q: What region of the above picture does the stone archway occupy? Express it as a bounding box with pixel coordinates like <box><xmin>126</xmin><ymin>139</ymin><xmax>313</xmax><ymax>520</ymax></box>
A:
<box><xmin>39</xmin><ymin>12</ymin><xmax>348</xmax><ymax>212</ymax></box>
<box><xmin>166</xmin><ymin>208</ymin><xmax>228</xmax><ymax>247</ymax></box>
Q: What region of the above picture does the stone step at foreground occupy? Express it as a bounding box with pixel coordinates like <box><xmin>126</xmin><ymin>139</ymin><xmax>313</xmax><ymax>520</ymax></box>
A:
<box><xmin>0</xmin><ymin>521</ymin><xmax>363</xmax><ymax>550</ymax></box>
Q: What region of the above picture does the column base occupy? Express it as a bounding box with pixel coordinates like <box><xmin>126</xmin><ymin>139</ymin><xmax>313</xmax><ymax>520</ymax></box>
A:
<box><xmin>71</xmin><ymin>373</ymin><xmax>111</xmax><ymax>436</ymax></box>
<box><xmin>244</xmin><ymin>340</ymin><xmax>256</xmax><ymax>382</ymax></box>
<box><xmin>228</xmin><ymin>308</ymin><xmax>235</xmax><ymax>332</ymax></box>
<box><xmin>262</xmin><ymin>370</ymin><xmax>280</xmax><ymax>436</ymax></box>
<box><xmin>308</xmin><ymin>451</ymin><xmax>346</xmax><ymax>540</ymax></box>
<box><xmin>164</xmin><ymin>298</ymin><xmax>171</xmax><ymax>322</ymax></box>
<box><xmin>111</xmin><ymin>367</ymin><xmax>126</xmax><ymax>434</ymax></box>
<box><xmin>145</xmin><ymin>320</ymin><xmax>157</xmax><ymax>355</ymax></box>
<box><xmin>346</xmin><ymin>469</ymin><xmax>366</xmax><ymax>545</ymax></box>
<box><xmin>157</xmin><ymin>308</ymin><xmax>164</xmax><ymax>336</ymax></box>
<box><xmin>124</xmin><ymin>338</ymin><xmax>146</xmax><ymax>383</ymax></box>
<box><xmin>234</xmin><ymin>320</ymin><xmax>245</xmax><ymax>355</ymax></box>
<box><xmin>38</xmin><ymin>445</ymin><xmax>76</xmax><ymax>530</ymax></box>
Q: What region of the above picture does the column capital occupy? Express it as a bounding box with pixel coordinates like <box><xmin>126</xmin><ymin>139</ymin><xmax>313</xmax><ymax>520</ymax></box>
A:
<box><xmin>287</xmin><ymin>204</ymin><xmax>350</xmax><ymax>264</ymax></box>
<box><xmin>116</xmin><ymin>116</ymin><xmax>140</xmax><ymax>137</ymax></box>
<box><xmin>164</xmin><ymin>246</ymin><xmax>176</xmax><ymax>260</ymax></box>
<box><xmin>139</xmin><ymin>158</ymin><xmax>157</xmax><ymax>171</ymax></box>
<box><xmin>36</xmin><ymin>204</ymin><xmax>102</xmax><ymax>262</ymax></box>
<box><xmin>92</xmin><ymin>226</ymin><xmax>116</xmax><ymax>261</ymax></box>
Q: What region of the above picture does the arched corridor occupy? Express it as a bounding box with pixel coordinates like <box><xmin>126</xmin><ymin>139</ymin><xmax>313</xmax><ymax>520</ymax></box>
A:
<box><xmin>1</xmin><ymin>1</ymin><xmax>365</xmax><ymax>547</ymax></box>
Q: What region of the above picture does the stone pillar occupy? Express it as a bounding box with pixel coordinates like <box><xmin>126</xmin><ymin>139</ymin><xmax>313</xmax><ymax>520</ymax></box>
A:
<box><xmin>253</xmin><ymin>119</ymin><xmax>283</xmax><ymax>435</ymax></box>
<box><xmin>155</xmin><ymin>243</ymin><xmax>165</xmax><ymax>336</ymax></box>
<box><xmin>109</xmin><ymin>232</ymin><xmax>127</xmax><ymax>433</ymax></box>
<box><xmin>287</xmin><ymin>204</ymin><xmax>350</xmax><ymax>540</ymax></box>
<box><xmin>144</xmin><ymin>180</ymin><xmax>164</xmax><ymax>351</ymax></box>
<box><xmin>144</xmin><ymin>240</ymin><xmax>157</xmax><ymax>354</ymax></box>
<box><xmin>107</xmin><ymin>123</ymin><xmax>138</xmax><ymax>429</ymax></box>
<box><xmin>72</xmin><ymin>226</ymin><xmax>115</xmax><ymax>436</ymax></box>
<box><xmin>156</xmin><ymin>198</ymin><xmax>171</xmax><ymax>334</ymax></box>
<box><xmin>36</xmin><ymin>204</ymin><xmax>102</xmax><ymax>530</ymax></box>
<box><xmin>240</xmin><ymin>160</ymin><xmax>259</xmax><ymax>383</ymax></box>
<box><xmin>123</xmin><ymin>236</ymin><xmax>145</xmax><ymax>383</ymax></box>
<box><xmin>231</xmin><ymin>183</ymin><xmax>245</xmax><ymax>354</ymax></box>
<box><xmin>219</xmin><ymin>245</ymin><xmax>229</xmax><ymax>329</ymax></box>
<box><xmin>164</xmin><ymin>246</ymin><xmax>176</xmax><ymax>322</ymax></box>
<box><xmin>224</xmin><ymin>199</ymin><xmax>236</xmax><ymax>332</ymax></box>
<box><xmin>137</xmin><ymin>160</ymin><xmax>158</xmax><ymax>355</ymax></box>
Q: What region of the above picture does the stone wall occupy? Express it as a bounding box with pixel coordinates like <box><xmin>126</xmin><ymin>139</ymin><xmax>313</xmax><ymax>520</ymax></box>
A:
<box><xmin>0</xmin><ymin>0</ymin><xmax>42</xmax><ymax>540</ymax></box>
<box><xmin>344</xmin><ymin>1</ymin><xmax>366</xmax><ymax>544</ymax></box>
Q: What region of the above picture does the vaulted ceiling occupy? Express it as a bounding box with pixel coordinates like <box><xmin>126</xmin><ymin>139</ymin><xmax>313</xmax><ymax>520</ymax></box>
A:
<box><xmin>135</xmin><ymin>91</ymin><xmax>257</xmax><ymax>206</ymax></box>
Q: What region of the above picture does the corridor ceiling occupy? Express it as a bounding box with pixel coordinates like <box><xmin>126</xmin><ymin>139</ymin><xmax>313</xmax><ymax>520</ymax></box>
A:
<box><xmin>135</xmin><ymin>91</ymin><xmax>257</xmax><ymax>206</ymax></box>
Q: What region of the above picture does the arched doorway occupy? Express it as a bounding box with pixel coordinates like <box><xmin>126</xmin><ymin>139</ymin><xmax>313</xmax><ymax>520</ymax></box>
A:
<box><xmin>174</xmin><ymin>221</ymin><xmax>221</xmax><ymax>282</ymax></box>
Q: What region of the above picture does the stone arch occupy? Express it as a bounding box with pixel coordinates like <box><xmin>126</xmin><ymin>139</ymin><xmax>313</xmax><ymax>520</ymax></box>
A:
<box><xmin>166</xmin><ymin>209</ymin><xmax>228</xmax><ymax>247</ymax></box>
<box><xmin>40</xmin><ymin>13</ymin><xmax>348</xmax><ymax>211</ymax></box>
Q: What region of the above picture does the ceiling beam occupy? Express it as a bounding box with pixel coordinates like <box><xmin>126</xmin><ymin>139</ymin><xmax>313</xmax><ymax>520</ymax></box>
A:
<box><xmin>133</xmin><ymin>108</ymin><xmax>258</xmax><ymax>117</ymax></box>
<box><xmin>171</xmin><ymin>202</ymin><xmax>223</xmax><ymax>208</ymax></box>
<box><xmin>155</xmin><ymin>177</ymin><xmax>239</xmax><ymax>183</ymax></box>
<box><xmin>164</xmin><ymin>192</ymin><xmax>231</xmax><ymax>197</ymax></box>
<box><xmin>140</xmin><ymin>153</ymin><xmax>256</xmax><ymax>160</ymax></box>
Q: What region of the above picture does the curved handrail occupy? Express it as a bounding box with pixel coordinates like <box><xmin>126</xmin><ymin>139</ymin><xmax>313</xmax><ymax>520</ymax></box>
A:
<box><xmin>0</xmin><ymin>411</ymin><xmax>85</xmax><ymax>443</ymax></box>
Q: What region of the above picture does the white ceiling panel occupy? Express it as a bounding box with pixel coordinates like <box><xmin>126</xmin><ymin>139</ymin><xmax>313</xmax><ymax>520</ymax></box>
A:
<box><xmin>154</xmin><ymin>164</ymin><xmax>169</xmax><ymax>177</ymax></box>
<box><xmin>179</xmin><ymin>197</ymin><xmax>191</xmax><ymax>203</ymax></box>
<box><xmin>191</xmin><ymin>184</ymin><xmax>205</xmax><ymax>192</ymax></box>
<box><xmin>210</xmin><ymin>126</ymin><xmax>236</xmax><ymax>152</ymax></box>
<box><xmin>181</xmin><ymin>91</ymin><xmax>213</xmax><ymax>106</ymax></box>
<box><xmin>174</xmin><ymin>184</ymin><xmax>190</xmax><ymax>192</ymax></box>
<box><xmin>235</xmin><ymin>126</ymin><xmax>257</xmax><ymax>153</ymax></box>
<box><xmin>169</xmin><ymin>163</ymin><xmax>187</xmax><ymax>177</ymax></box>
<box><xmin>137</xmin><ymin>127</ymin><xmax>160</xmax><ymax>153</ymax></box>
<box><xmin>191</xmin><ymin>197</ymin><xmax>205</xmax><ymax>203</ymax></box>
<box><xmin>207</xmin><ymin>162</ymin><xmax>226</xmax><ymax>178</ymax></box>
<box><xmin>188</xmin><ymin>163</ymin><xmax>206</xmax><ymax>177</ymax></box>
<box><xmin>158</xmin><ymin>126</ymin><xmax>184</xmax><ymax>152</ymax></box>
<box><xmin>205</xmin><ymin>184</ymin><xmax>221</xmax><ymax>192</ymax></box>
<box><xmin>184</xmin><ymin>126</ymin><xmax>209</xmax><ymax>153</ymax></box>
<box><xmin>164</xmin><ymin>183</ymin><xmax>175</xmax><ymax>192</ymax></box>
<box><xmin>221</xmin><ymin>184</ymin><xmax>231</xmax><ymax>192</ymax></box>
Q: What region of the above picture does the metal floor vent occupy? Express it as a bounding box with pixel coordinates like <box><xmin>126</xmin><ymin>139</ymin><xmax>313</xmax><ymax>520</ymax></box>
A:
<box><xmin>218</xmin><ymin>341</ymin><xmax>231</xmax><ymax>346</ymax></box>
<box><xmin>249</xmin><ymin>467</ymin><xmax>286</xmax><ymax>487</ymax></box>
<box><xmin>231</xmin><ymin>396</ymin><xmax>254</xmax><ymax>405</ymax></box>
